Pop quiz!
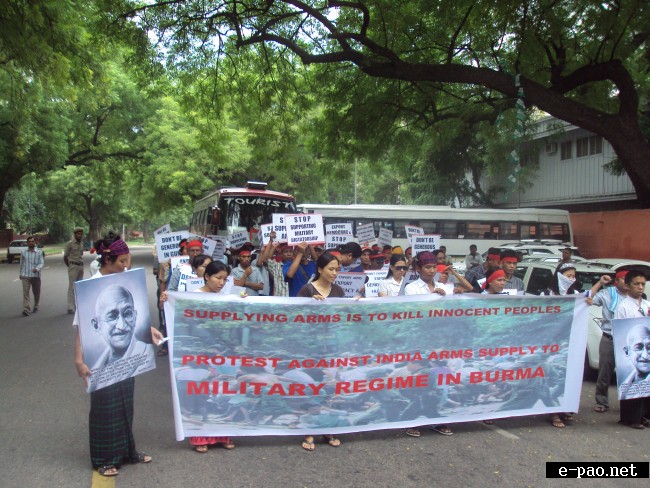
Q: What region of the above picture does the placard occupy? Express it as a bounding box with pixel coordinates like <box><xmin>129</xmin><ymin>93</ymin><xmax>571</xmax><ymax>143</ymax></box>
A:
<box><xmin>207</xmin><ymin>236</ymin><xmax>227</xmax><ymax>260</ymax></box>
<box><xmin>326</xmin><ymin>234</ymin><xmax>354</xmax><ymax>250</ymax></box>
<box><xmin>177</xmin><ymin>264</ymin><xmax>198</xmax><ymax>292</ymax></box>
<box><xmin>405</xmin><ymin>225</ymin><xmax>424</xmax><ymax>245</ymax></box>
<box><xmin>326</xmin><ymin>222</ymin><xmax>354</xmax><ymax>236</ymax></box>
<box><xmin>154</xmin><ymin>224</ymin><xmax>171</xmax><ymax>236</ymax></box>
<box><xmin>378</xmin><ymin>228</ymin><xmax>393</xmax><ymax>248</ymax></box>
<box><xmin>285</xmin><ymin>213</ymin><xmax>325</xmax><ymax>246</ymax></box>
<box><xmin>334</xmin><ymin>272</ymin><xmax>367</xmax><ymax>298</ymax></box>
<box><xmin>271</xmin><ymin>214</ymin><xmax>288</xmax><ymax>243</ymax></box>
<box><xmin>228</xmin><ymin>230</ymin><xmax>249</xmax><ymax>249</ymax></box>
<box><xmin>259</xmin><ymin>223</ymin><xmax>274</xmax><ymax>246</ymax></box>
<box><xmin>75</xmin><ymin>268</ymin><xmax>155</xmax><ymax>392</ymax></box>
<box><xmin>364</xmin><ymin>270</ymin><xmax>388</xmax><ymax>297</ymax></box>
<box><xmin>356</xmin><ymin>223</ymin><xmax>376</xmax><ymax>244</ymax></box>
<box><xmin>155</xmin><ymin>231</ymin><xmax>190</xmax><ymax>263</ymax></box>
<box><xmin>412</xmin><ymin>234</ymin><xmax>441</xmax><ymax>254</ymax></box>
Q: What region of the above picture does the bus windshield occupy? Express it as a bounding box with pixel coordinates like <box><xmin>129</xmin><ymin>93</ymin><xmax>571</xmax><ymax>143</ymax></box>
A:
<box><xmin>221</xmin><ymin>196</ymin><xmax>297</xmax><ymax>235</ymax></box>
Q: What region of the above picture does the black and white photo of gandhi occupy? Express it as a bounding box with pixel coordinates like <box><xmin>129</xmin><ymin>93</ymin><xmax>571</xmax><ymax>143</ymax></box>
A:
<box><xmin>87</xmin><ymin>284</ymin><xmax>153</xmax><ymax>371</ymax></box>
<box><xmin>618</xmin><ymin>323</ymin><xmax>650</xmax><ymax>400</ymax></box>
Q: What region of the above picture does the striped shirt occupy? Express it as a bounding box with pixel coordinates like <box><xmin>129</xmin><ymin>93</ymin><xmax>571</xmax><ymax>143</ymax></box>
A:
<box><xmin>19</xmin><ymin>248</ymin><xmax>44</xmax><ymax>278</ymax></box>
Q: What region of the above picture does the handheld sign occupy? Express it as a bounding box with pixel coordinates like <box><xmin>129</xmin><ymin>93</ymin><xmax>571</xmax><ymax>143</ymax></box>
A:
<box><xmin>405</xmin><ymin>225</ymin><xmax>424</xmax><ymax>246</ymax></box>
<box><xmin>326</xmin><ymin>222</ymin><xmax>353</xmax><ymax>236</ymax></box>
<box><xmin>228</xmin><ymin>231</ymin><xmax>249</xmax><ymax>250</ymax></box>
<box><xmin>378</xmin><ymin>228</ymin><xmax>393</xmax><ymax>248</ymax></box>
<box><xmin>412</xmin><ymin>234</ymin><xmax>441</xmax><ymax>254</ymax></box>
<box><xmin>334</xmin><ymin>272</ymin><xmax>367</xmax><ymax>298</ymax></box>
<box><xmin>170</xmin><ymin>255</ymin><xmax>190</xmax><ymax>270</ymax></box>
<box><xmin>271</xmin><ymin>214</ymin><xmax>289</xmax><ymax>243</ymax></box>
<box><xmin>177</xmin><ymin>264</ymin><xmax>197</xmax><ymax>291</ymax></box>
<box><xmin>186</xmin><ymin>277</ymin><xmax>205</xmax><ymax>292</ymax></box>
<box><xmin>326</xmin><ymin>233</ymin><xmax>354</xmax><ymax>250</ymax></box>
<box><xmin>207</xmin><ymin>235</ymin><xmax>227</xmax><ymax>260</ymax></box>
<box><xmin>286</xmin><ymin>213</ymin><xmax>325</xmax><ymax>246</ymax></box>
<box><xmin>154</xmin><ymin>224</ymin><xmax>171</xmax><ymax>236</ymax></box>
<box><xmin>356</xmin><ymin>223</ymin><xmax>376</xmax><ymax>244</ymax></box>
<box><xmin>155</xmin><ymin>231</ymin><xmax>190</xmax><ymax>263</ymax></box>
<box><xmin>259</xmin><ymin>223</ymin><xmax>274</xmax><ymax>246</ymax></box>
<box><xmin>364</xmin><ymin>270</ymin><xmax>387</xmax><ymax>297</ymax></box>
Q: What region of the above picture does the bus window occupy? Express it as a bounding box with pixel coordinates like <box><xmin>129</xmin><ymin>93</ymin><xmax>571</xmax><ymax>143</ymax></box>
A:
<box><xmin>539</xmin><ymin>223</ymin><xmax>569</xmax><ymax>242</ymax></box>
<box><xmin>466</xmin><ymin>222</ymin><xmax>491</xmax><ymax>239</ymax></box>
<box><xmin>499</xmin><ymin>222</ymin><xmax>518</xmax><ymax>239</ymax></box>
<box><xmin>439</xmin><ymin>221</ymin><xmax>459</xmax><ymax>239</ymax></box>
<box><xmin>420</xmin><ymin>221</ymin><xmax>438</xmax><ymax>234</ymax></box>
<box><xmin>520</xmin><ymin>223</ymin><xmax>537</xmax><ymax>240</ymax></box>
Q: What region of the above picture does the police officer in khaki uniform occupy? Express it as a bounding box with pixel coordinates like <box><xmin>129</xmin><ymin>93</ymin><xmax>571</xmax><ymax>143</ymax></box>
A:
<box><xmin>64</xmin><ymin>227</ymin><xmax>85</xmax><ymax>314</ymax></box>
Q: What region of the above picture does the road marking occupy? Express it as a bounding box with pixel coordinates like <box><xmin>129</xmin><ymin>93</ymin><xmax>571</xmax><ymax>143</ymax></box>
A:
<box><xmin>483</xmin><ymin>423</ymin><xmax>520</xmax><ymax>439</ymax></box>
<box><xmin>91</xmin><ymin>470</ymin><xmax>115</xmax><ymax>488</ymax></box>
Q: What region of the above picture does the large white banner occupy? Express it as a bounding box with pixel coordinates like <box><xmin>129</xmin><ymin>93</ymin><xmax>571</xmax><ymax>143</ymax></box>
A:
<box><xmin>164</xmin><ymin>294</ymin><xmax>588</xmax><ymax>439</ymax></box>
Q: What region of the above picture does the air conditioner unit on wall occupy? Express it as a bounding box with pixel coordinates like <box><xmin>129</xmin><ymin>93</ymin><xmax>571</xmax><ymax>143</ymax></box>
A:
<box><xmin>545</xmin><ymin>142</ymin><xmax>558</xmax><ymax>154</ymax></box>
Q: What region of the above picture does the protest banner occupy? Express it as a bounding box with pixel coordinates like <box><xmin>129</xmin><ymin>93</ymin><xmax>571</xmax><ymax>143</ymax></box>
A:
<box><xmin>334</xmin><ymin>272</ymin><xmax>367</xmax><ymax>298</ymax></box>
<box><xmin>272</xmin><ymin>214</ymin><xmax>288</xmax><ymax>243</ymax></box>
<box><xmin>76</xmin><ymin>268</ymin><xmax>155</xmax><ymax>393</ymax></box>
<box><xmin>155</xmin><ymin>231</ymin><xmax>190</xmax><ymax>263</ymax></box>
<box><xmin>285</xmin><ymin>214</ymin><xmax>325</xmax><ymax>246</ymax></box>
<box><xmin>356</xmin><ymin>223</ymin><xmax>376</xmax><ymax>244</ymax></box>
<box><xmin>326</xmin><ymin>234</ymin><xmax>354</xmax><ymax>250</ymax></box>
<box><xmin>612</xmin><ymin>317</ymin><xmax>650</xmax><ymax>400</ymax></box>
<box><xmin>326</xmin><ymin>223</ymin><xmax>354</xmax><ymax>236</ymax></box>
<box><xmin>378</xmin><ymin>228</ymin><xmax>393</xmax><ymax>248</ymax></box>
<box><xmin>364</xmin><ymin>270</ymin><xmax>388</xmax><ymax>297</ymax></box>
<box><xmin>164</xmin><ymin>293</ymin><xmax>588</xmax><ymax>439</ymax></box>
<box><xmin>154</xmin><ymin>224</ymin><xmax>171</xmax><ymax>236</ymax></box>
<box><xmin>405</xmin><ymin>225</ymin><xmax>424</xmax><ymax>246</ymax></box>
<box><xmin>228</xmin><ymin>230</ymin><xmax>249</xmax><ymax>249</ymax></box>
<box><xmin>412</xmin><ymin>234</ymin><xmax>441</xmax><ymax>254</ymax></box>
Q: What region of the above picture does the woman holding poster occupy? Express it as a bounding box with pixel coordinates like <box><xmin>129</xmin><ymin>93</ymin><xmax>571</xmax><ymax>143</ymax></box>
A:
<box><xmin>74</xmin><ymin>232</ymin><xmax>163</xmax><ymax>477</ymax></box>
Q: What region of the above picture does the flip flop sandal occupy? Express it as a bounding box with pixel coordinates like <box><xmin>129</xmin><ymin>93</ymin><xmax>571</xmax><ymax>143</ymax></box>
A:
<box><xmin>130</xmin><ymin>452</ymin><xmax>152</xmax><ymax>463</ymax></box>
<box><xmin>405</xmin><ymin>428</ymin><xmax>421</xmax><ymax>437</ymax></box>
<box><xmin>551</xmin><ymin>416</ymin><xmax>565</xmax><ymax>428</ymax></box>
<box><xmin>98</xmin><ymin>465</ymin><xmax>119</xmax><ymax>477</ymax></box>
<box><xmin>324</xmin><ymin>435</ymin><xmax>341</xmax><ymax>447</ymax></box>
<box><xmin>432</xmin><ymin>426</ymin><xmax>454</xmax><ymax>436</ymax></box>
<box><xmin>194</xmin><ymin>445</ymin><xmax>209</xmax><ymax>453</ymax></box>
<box><xmin>222</xmin><ymin>442</ymin><xmax>235</xmax><ymax>450</ymax></box>
<box><xmin>302</xmin><ymin>437</ymin><xmax>315</xmax><ymax>451</ymax></box>
<box><xmin>593</xmin><ymin>405</ymin><xmax>608</xmax><ymax>413</ymax></box>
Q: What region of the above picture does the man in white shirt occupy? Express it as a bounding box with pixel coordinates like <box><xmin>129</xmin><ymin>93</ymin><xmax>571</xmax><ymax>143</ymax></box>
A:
<box><xmin>19</xmin><ymin>236</ymin><xmax>44</xmax><ymax>316</ymax></box>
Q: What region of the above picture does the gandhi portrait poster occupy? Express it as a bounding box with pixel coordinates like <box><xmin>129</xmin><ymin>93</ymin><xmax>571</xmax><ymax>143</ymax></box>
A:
<box><xmin>75</xmin><ymin>268</ymin><xmax>155</xmax><ymax>393</ymax></box>
<box><xmin>612</xmin><ymin>317</ymin><xmax>650</xmax><ymax>400</ymax></box>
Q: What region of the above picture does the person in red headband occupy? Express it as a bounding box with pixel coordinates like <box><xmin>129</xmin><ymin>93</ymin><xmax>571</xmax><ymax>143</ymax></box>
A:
<box><xmin>232</xmin><ymin>248</ymin><xmax>264</xmax><ymax>295</ymax></box>
<box><xmin>500</xmin><ymin>249</ymin><xmax>524</xmax><ymax>293</ymax></box>
<box><xmin>166</xmin><ymin>239</ymin><xmax>204</xmax><ymax>293</ymax></box>
<box><xmin>588</xmin><ymin>269</ymin><xmax>629</xmax><ymax>413</ymax></box>
<box><xmin>465</xmin><ymin>247</ymin><xmax>502</xmax><ymax>292</ymax></box>
<box><xmin>482</xmin><ymin>269</ymin><xmax>507</xmax><ymax>294</ymax></box>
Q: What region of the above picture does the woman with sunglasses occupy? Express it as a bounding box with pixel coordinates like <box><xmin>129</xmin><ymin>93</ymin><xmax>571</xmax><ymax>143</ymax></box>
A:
<box><xmin>378</xmin><ymin>254</ymin><xmax>408</xmax><ymax>297</ymax></box>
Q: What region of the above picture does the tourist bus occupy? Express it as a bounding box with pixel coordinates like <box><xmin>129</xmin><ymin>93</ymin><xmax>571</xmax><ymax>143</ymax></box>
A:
<box><xmin>190</xmin><ymin>181</ymin><xmax>297</xmax><ymax>244</ymax></box>
<box><xmin>297</xmin><ymin>204</ymin><xmax>573</xmax><ymax>256</ymax></box>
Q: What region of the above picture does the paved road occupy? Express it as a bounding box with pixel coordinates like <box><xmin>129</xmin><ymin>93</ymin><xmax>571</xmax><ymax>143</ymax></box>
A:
<box><xmin>0</xmin><ymin>249</ymin><xmax>648</xmax><ymax>488</ymax></box>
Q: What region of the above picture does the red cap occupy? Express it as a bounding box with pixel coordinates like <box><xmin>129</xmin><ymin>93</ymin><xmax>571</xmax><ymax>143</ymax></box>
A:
<box><xmin>615</xmin><ymin>270</ymin><xmax>629</xmax><ymax>280</ymax></box>
<box><xmin>483</xmin><ymin>269</ymin><xmax>506</xmax><ymax>289</ymax></box>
